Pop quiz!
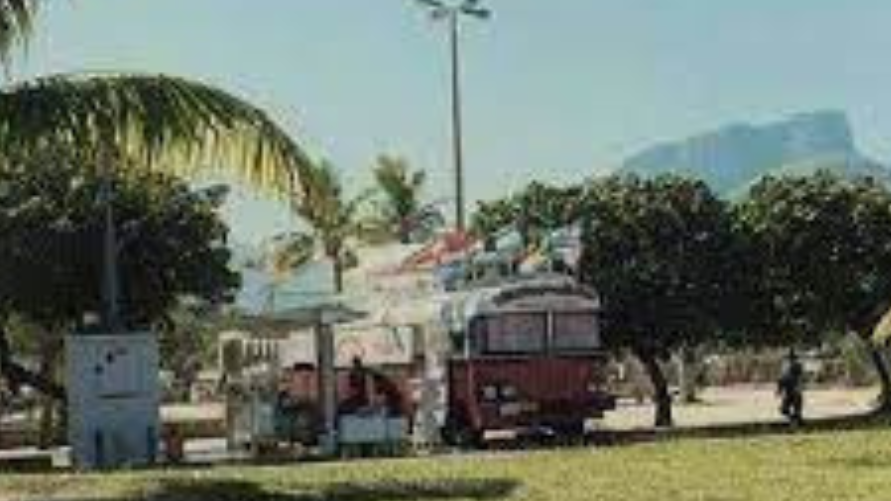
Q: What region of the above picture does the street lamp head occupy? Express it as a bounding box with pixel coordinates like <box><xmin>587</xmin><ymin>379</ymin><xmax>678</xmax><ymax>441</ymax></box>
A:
<box><xmin>461</xmin><ymin>5</ymin><xmax>491</xmax><ymax>19</ymax></box>
<box><xmin>429</xmin><ymin>7</ymin><xmax>450</xmax><ymax>21</ymax></box>
<box><xmin>414</xmin><ymin>0</ymin><xmax>492</xmax><ymax>20</ymax></box>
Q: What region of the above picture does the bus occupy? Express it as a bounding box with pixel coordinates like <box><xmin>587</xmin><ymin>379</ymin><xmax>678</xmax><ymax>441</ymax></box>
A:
<box><xmin>440</xmin><ymin>275</ymin><xmax>615</xmax><ymax>446</ymax></box>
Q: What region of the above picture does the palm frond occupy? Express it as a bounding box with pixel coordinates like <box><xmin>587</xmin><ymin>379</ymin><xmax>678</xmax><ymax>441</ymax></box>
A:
<box><xmin>0</xmin><ymin>0</ymin><xmax>38</xmax><ymax>63</ymax></box>
<box><xmin>267</xmin><ymin>232</ymin><xmax>315</xmax><ymax>283</ymax></box>
<box><xmin>0</xmin><ymin>73</ymin><xmax>312</xmax><ymax>195</ymax></box>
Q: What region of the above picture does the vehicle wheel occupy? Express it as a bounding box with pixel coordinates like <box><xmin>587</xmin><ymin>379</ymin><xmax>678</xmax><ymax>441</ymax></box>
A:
<box><xmin>442</xmin><ymin>411</ymin><xmax>483</xmax><ymax>449</ymax></box>
<box><xmin>553</xmin><ymin>421</ymin><xmax>587</xmax><ymax>443</ymax></box>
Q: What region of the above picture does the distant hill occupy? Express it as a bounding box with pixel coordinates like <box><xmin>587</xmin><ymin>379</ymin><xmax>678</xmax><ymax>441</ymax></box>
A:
<box><xmin>619</xmin><ymin>110</ymin><xmax>891</xmax><ymax>196</ymax></box>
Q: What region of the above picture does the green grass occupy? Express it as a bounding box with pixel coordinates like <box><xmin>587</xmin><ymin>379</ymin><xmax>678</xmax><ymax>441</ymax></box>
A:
<box><xmin>4</xmin><ymin>429</ymin><xmax>891</xmax><ymax>501</ymax></box>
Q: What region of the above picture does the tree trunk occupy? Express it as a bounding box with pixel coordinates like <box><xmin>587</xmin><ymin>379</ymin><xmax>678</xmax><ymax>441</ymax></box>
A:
<box><xmin>637</xmin><ymin>349</ymin><xmax>673</xmax><ymax>428</ymax></box>
<box><xmin>868</xmin><ymin>344</ymin><xmax>891</xmax><ymax>412</ymax></box>
<box><xmin>36</xmin><ymin>337</ymin><xmax>60</xmax><ymax>449</ymax></box>
<box><xmin>333</xmin><ymin>259</ymin><xmax>345</xmax><ymax>294</ymax></box>
<box><xmin>37</xmin><ymin>393</ymin><xmax>55</xmax><ymax>449</ymax></box>
<box><xmin>399</xmin><ymin>219</ymin><xmax>411</xmax><ymax>245</ymax></box>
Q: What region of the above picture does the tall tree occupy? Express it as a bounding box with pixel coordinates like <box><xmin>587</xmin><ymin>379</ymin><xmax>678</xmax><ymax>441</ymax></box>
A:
<box><xmin>736</xmin><ymin>172</ymin><xmax>891</xmax><ymax>410</ymax></box>
<box><xmin>578</xmin><ymin>175</ymin><xmax>741</xmax><ymax>427</ymax></box>
<box><xmin>370</xmin><ymin>155</ymin><xmax>443</xmax><ymax>244</ymax></box>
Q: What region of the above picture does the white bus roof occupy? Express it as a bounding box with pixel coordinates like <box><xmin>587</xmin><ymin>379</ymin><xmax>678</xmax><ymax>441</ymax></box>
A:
<box><xmin>441</xmin><ymin>274</ymin><xmax>600</xmax><ymax>327</ymax></box>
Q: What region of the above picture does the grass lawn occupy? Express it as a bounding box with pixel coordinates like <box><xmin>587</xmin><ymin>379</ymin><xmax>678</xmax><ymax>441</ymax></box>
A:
<box><xmin>4</xmin><ymin>429</ymin><xmax>891</xmax><ymax>501</ymax></box>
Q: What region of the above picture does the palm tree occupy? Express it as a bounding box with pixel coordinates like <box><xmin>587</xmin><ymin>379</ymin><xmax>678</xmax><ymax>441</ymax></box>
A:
<box><xmin>0</xmin><ymin>3</ymin><xmax>309</xmax><ymax>194</ymax></box>
<box><xmin>372</xmin><ymin>154</ymin><xmax>443</xmax><ymax>244</ymax></box>
<box><xmin>286</xmin><ymin>160</ymin><xmax>366</xmax><ymax>294</ymax></box>
<box><xmin>0</xmin><ymin>0</ymin><xmax>36</xmax><ymax>61</ymax></box>
<box><xmin>0</xmin><ymin>2</ymin><xmax>313</xmax><ymax>401</ymax></box>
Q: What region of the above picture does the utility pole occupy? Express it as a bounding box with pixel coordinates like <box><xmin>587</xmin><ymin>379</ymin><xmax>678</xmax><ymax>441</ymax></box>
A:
<box><xmin>100</xmin><ymin>152</ymin><xmax>122</xmax><ymax>333</ymax></box>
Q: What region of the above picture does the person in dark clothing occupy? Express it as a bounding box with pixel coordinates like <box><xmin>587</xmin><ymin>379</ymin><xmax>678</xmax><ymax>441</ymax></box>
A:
<box><xmin>777</xmin><ymin>350</ymin><xmax>805</xmax><ymax>425</ymax></box>
<box><xmin>341</xmin><ymin>356</ymin><xmax>371</xmax><ymax>414</ymax></box>
<box><xmin>371</xmin><ymin>372</ymin><xmax>405</xmax><ymax>418</ymax></box>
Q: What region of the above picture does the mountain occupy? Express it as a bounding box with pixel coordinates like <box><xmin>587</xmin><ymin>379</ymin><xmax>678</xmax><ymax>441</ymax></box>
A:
<box><xmin>619</xmin><ymin>110</ymin><xmax>890</xmax><ymax>195</ymax></box>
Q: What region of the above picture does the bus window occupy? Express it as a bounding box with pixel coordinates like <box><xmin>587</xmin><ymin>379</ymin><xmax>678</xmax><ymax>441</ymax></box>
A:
<box><xmin>481</xmin><ymin>313</ymin><xmax>547</xmax><ymax>355</ymax></box>
<box><xmin>551</xmin><ymin>312</ymin><xmax>600</xmax><ymax>352</ymax></box>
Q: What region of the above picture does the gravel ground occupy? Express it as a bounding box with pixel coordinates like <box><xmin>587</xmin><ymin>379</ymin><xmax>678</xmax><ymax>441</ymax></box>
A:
<box><xmin>602</xmin><ymin>385</ymin><xmax>878</xmax><ymax>430</ymax></box>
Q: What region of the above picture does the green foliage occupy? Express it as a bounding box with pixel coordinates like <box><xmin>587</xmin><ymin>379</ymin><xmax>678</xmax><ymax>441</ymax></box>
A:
<box><xmin>0</xmin><ymin>73</ymin><xmax>310</xmax><ymax>196</ymax></box>
<box><xmin>370</xmin><ymin>154</ymin><xmax>443</xmax><ymax>244</ymax></box>
<box><xmin>577</xmin><ymin>175</ymin><xmax>740</xmax><ymax>426</ymax></box>
<box><xmin>0</xmin><ymin>148</ymin><xmax>240</xmax><ymax>329</ymax></box>
<box><xmin>157</xmin><ymin>305</ymin><xmax>227</xmax><ymax>401</ymax></box>
<box><xmin>471</xmin><ymin>181</ymin><xmax>585</xmax><ymax>246</ymax></box>
<box><xmin>578</xmin><ymin>175</ymin><xmax>741</xmax><ymax>357</ymax></box>
<box><xmin>736</xmin><ymin>172</ymin><xmax>891</xmax><ymax>344</ymax></box>
<box><xmin>0</xmin><ymin>0</ymin><xmax>37</xmax><ymax>64</ymax></box>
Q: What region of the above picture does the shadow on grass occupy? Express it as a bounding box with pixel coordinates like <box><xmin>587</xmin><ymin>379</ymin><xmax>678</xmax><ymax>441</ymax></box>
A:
<box><xmin>61</xmin><ymin>478</ymin><xmax>520</xmax><ymax>501</ymax></box>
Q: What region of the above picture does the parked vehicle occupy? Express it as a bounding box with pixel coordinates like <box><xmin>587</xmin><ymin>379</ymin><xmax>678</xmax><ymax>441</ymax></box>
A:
<box><xmin>439</xmin><ymin>275</ymin><xmax>615</xmax><ymax>446</ymax></box>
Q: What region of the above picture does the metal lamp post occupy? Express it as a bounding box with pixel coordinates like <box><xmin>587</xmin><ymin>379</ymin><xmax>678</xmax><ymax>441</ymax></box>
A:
<box><xmin>100</xmin><ymin>154</ymin><xmax>123</xmax><ymax>333</ymax></box>
<box><xmin>414</xmin><ymin>0</ymin><xmax>491</xmax><ymax>232</ymax></box>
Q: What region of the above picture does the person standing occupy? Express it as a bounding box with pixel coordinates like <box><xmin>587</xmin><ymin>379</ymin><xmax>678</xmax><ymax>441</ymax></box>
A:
<box><xmin>777</xmin><ymin>350</ymin><xmax>805</xmax><ymax>426</ymax></box>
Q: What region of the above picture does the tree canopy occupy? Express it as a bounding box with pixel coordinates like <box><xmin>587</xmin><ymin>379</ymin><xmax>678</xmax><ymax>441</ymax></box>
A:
<box><xmin>0</xmin><ymin>149</ymin><xmax>239</xmax><ymax>398</ymax></box>
<box><xmin>0</xmin><ymin>149</ymin><xmax>240</xmax><ymax>329</ymax></box>
<box><xmin>472</xmin><ymin>181</ymin><xmax>584</xmax><ymax>248</ymax></box>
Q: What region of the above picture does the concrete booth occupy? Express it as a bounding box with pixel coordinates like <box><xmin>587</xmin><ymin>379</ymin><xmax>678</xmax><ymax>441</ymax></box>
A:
<box><xmin>66</xmin><ymin>332</ymin><xmax>160</xmax><ymax>469</ymax></box>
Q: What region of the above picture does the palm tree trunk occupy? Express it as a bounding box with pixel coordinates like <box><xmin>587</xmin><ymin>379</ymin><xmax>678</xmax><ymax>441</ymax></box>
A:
<box><xmin>399</xmin><ymin>219</ymin><xmax>411</xmax><ymax>245</ymax></box>
<box><xmin>333</xmin><ymin>259</ymin><xmax>345</xmax><ymax>294</ymax></box>
<box><xmin>636</xmin><ymin>349</ymin><xmax>673</xmax><ymax>428</ymax></box>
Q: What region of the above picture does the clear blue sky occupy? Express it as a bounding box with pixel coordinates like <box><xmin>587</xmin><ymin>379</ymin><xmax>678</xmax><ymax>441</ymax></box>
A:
<box><xmin>16</xmin><ymin>0</ymin><xmax>891</xmax><ymax>243</ymax></box>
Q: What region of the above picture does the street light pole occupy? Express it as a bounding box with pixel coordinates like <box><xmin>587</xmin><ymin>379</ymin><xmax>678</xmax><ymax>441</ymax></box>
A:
<box><xmin>448</xmin><ymin>12</ymin><xmax>466</xmax><ymax>232</ymax></box>
<box><xmin>414</xmin><ymin>0</ymin><xmax>490</xmax><ymax>232</ymax></box>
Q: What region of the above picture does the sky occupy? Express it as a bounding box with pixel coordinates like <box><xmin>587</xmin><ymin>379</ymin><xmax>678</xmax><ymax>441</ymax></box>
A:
<box><xmin>16</xmin><ymin>0</ymin><xmax>891</xmax><ymax>244</ymax></box>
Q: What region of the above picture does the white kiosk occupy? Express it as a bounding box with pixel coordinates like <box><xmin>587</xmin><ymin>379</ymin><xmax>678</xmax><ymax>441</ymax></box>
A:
<box><xmin>66</xmin><ymin>332</ymin><xmax>160</xmax><ymax>469</ymax></box>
